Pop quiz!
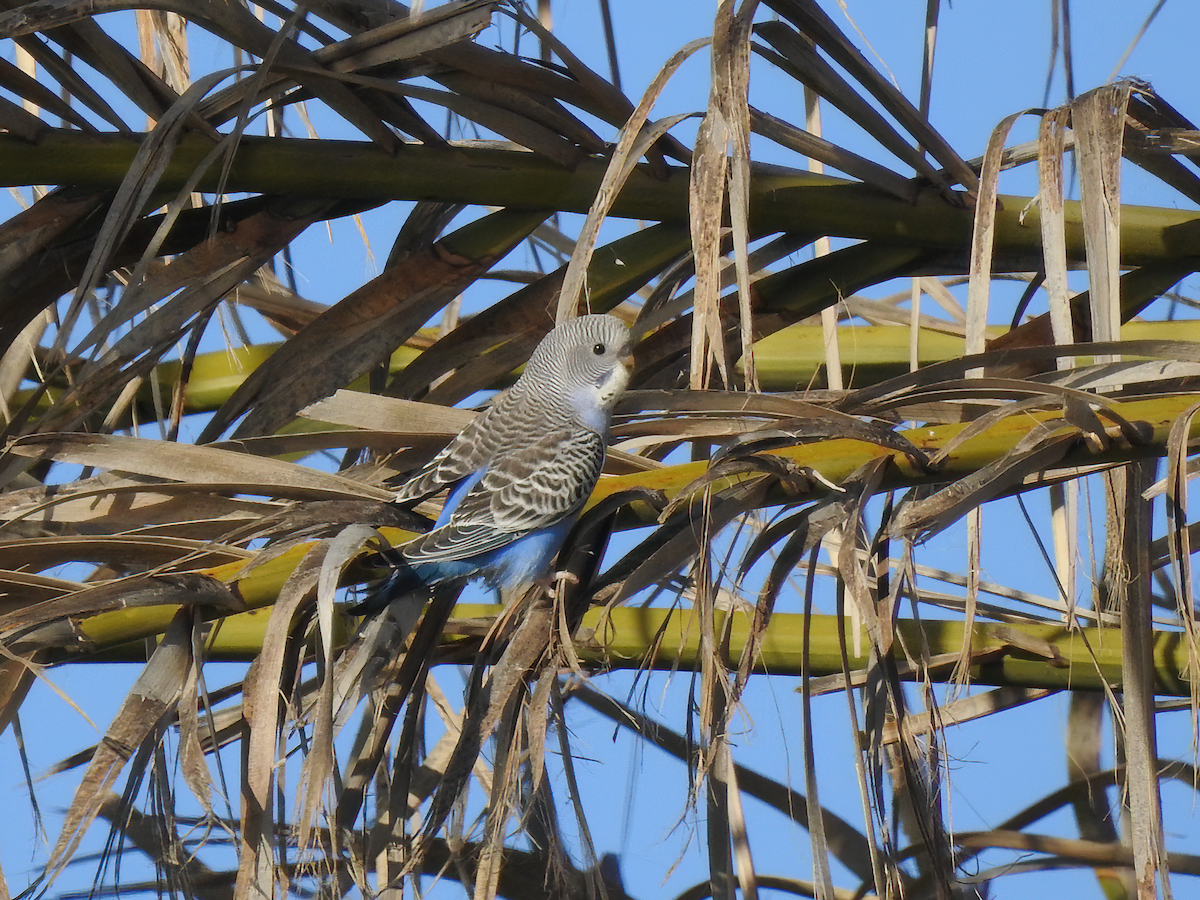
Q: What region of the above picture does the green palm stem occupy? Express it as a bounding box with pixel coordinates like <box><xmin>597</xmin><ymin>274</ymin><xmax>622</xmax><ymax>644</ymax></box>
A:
<box><xmin>3</xmin><ymin>130</ymin><xmax>1200</xmax><ymax>267</ymax></box>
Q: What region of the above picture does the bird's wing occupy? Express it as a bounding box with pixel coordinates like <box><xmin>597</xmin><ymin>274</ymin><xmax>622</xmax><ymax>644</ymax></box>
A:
<box><xmin>399</xmin><ymin>427</ymin><xmax>606</xmax><ymax>564</ymax></box>
<box><xmin>391</xmin><ymin>394</ymin><xmax>513</xmax><ymax>504</ymax></box>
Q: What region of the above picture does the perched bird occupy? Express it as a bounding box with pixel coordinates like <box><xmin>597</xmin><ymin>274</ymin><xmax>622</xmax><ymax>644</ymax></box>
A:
<box><xmin>358</xmin><ymin>314</ymin><xmax>632</xmax><ymax>613</ymax></box>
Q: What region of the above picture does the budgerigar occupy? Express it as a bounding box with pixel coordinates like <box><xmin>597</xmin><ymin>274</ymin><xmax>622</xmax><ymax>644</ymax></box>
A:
<box><xmin>358</xmin><ymin>314</ymin><xmax>632</xmax><ymax>613</ymax></box>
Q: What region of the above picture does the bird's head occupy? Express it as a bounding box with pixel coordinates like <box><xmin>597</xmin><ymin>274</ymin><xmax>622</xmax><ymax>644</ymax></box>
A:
<box><xmin>525</xmin><ymin>314</ymin><xmax>632</xmax><ymax>421</ymax></box>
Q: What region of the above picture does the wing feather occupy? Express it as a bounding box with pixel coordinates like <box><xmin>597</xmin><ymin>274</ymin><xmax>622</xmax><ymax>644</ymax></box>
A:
<box><xmin>391</xmin><ymin>392</ymin><xmax>516</xmax><ymax>504</ymax></box>
<box><xmin>399</xmin><ymin>427</ymin><xmax>605</xmax><ymax>564</ymax></box>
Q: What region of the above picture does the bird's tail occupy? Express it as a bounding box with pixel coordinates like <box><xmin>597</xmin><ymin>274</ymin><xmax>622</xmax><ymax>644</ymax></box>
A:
<box><xmin>349</xmin><ymin>548</ymin><xmax>427</xmax><ymax>616</ymax></box>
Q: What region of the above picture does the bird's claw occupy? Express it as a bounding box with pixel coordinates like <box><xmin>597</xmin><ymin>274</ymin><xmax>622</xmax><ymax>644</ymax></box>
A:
<box><xmin>544</xmin><ymin>570</ymin><xmax>580</xmax><ymax>600</ymax></box>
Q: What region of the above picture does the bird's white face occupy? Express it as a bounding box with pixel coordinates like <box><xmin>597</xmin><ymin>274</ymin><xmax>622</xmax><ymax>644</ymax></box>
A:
<box><xmin>525</xmin><ymin>314</ymin><xmax>631</xmax><ymax>429</ymax></box>
<box><xmin>594</xmin><ymin>353</ymin><xmax>629</xmax><ymax>409</ymax></box>
<box><xmin>571</xmin><ymin>316</ymin><xmax>632</xmax><ymax>412</ymax></box>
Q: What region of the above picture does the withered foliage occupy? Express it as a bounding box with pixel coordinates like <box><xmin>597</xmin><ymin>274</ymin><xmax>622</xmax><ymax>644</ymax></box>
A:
<box><xmin>0</xmin><ymin>1</ymin><xmax>1197</xmax><ymax>899</ymax></box>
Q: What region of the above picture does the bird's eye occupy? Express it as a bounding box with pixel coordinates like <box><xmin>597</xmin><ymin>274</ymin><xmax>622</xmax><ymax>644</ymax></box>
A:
<box><xmin>592</xmin><ymin>343</ymin><xmax>606</xmax><ymax>355</ymax></box>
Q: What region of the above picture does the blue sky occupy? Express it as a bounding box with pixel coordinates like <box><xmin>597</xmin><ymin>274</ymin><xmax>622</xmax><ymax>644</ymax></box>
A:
<box><xmin>2</xmin><ymin>1</ymin><xmax>1198</xmax><ymax>898</ymax></box>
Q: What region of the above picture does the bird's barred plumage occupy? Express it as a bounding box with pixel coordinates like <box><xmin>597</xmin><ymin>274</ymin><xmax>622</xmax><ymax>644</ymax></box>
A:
<box><xmin>359</xmin><ymin>315</ymin><xmax>631</xmax><ymax>612</ymax></box>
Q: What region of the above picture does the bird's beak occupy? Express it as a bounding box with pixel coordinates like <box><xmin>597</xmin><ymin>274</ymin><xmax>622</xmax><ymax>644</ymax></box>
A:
<box><xmin>620</xmin><ymin>343</ymin><xmax>635</xmax><ymax>372</ymax></box>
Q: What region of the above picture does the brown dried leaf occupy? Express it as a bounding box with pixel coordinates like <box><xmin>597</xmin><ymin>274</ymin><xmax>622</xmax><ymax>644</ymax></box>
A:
<box><xmin>556</xmin><ymin>37</ymin><xmax>708</xmax><ymax>322</ymax></box>
<box><xmin>300</xmin><ymin>389</ymin><xmax>474</xmax><ymax>435</ymax></box>
<box><xmin>761</xmin><ymin>0</ymin><xmax>977</xmax><ymax>194</ymax></box>
<box><xmin>752</xmin><ymin>19</ymin><xmax>958</xmax><ymax>196</ymax></box>
<box><xmin>176</xmin><ymin>620</ymin><xmax>214</xmax><ymax>819</ymax></box>
<box><xmin>204</xmin><ymin>208</ymin><xmax>545</xmax><ymax>441</ymax></box>
<box><xmin>1039</xmin><ymin>106</ymin><xmax>1074</xmax><ymax>358</ymax></box>
<box><xmin>6</xmin><ymin>433</ymin><xmax>392</xmax><ymax>501</ymax></box>
<box><xmin>295</xmin><ymin>525</ymin><xmax>377</xmax><ymax>850</ymax></box>
<box><xmin>0</xmin><ymin>534</ymin><xmax>250</xmax><ymax>573</ymax></box>
<box><xmin>42</xmin><ymin>607</ymin><xmax>194</xmax><ymax>888</ymax></box>
<box><xmin>891</xmin><ymin>424</ymin><xmax>1078</xmax><ymax>544</ymax></box>
<box><xmin>1073</xmin><ymin>83</ymin><xmax>1133</xmax><ymax>353</ymax></box>
<box><xmin>749</xmin><ymin>105</ymin><xmax>916</xmax><ymax>201</ymax></box>
<box><xmin>234</xmin><ymin>541</ymin><xmax>325</xmax><ymax>900</ymax></box>
<box><xmin>0</xmin><ymin>473</ymin><xmax>276</xmax><ymax>534</ymax></box>
<box><xmin>967</xmin><ymin>111</ymin><xmax>1031</xmax><ymax>369</ymax></box>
